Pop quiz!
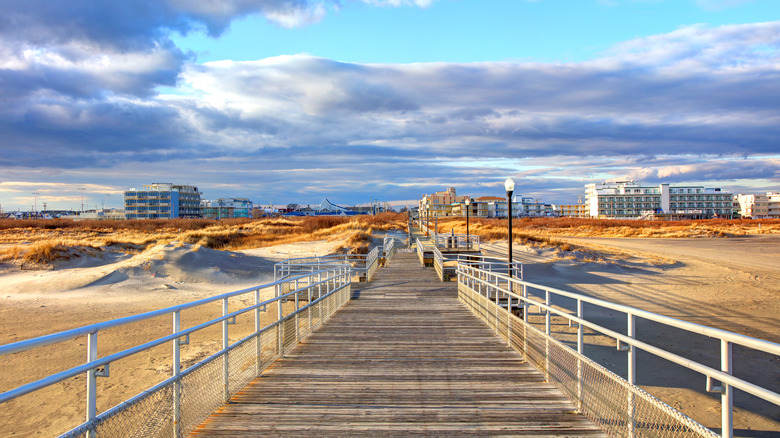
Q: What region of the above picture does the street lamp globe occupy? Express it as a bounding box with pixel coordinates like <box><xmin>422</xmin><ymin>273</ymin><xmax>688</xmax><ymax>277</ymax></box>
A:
<box><xmin>504</xmin><ymin>177</ymin><xmax>515</xmax><ymax>196</ymax></box>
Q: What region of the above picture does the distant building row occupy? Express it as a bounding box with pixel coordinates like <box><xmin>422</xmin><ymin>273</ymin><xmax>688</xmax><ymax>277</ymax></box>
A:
<box><xmin>124</xmin><ymin>183</ymin><xmax>254</xmax><ymax>219</ymax></box>
<box><xmin>122</xmin><ymin>183</ymin><xmax>380</xmax><ymax>220</ymax></box>
<box><xmin>418</xmin><ymin>181</ymin><xmax>780</xmax><ymax>220</ymax></box>
<box><xmin>418</xmin><ymin>187</ymin><xmax>558</xmax><ymax>219</ymax></box>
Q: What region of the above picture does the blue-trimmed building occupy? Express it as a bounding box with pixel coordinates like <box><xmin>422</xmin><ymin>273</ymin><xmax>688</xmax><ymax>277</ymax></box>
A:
<box><xmin>124</xmin><ymin>183</ymin><xmax>201</xmax><ymax>219</ymax></box>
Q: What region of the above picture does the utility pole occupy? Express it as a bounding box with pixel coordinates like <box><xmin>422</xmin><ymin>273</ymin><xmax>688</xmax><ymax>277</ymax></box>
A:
<box><xmin>32</xmin><ymin>192</ymin><xmax>40</xmax><ymax>218</ymax></box>
<box><xmin>78</xmin><ymin>187</ymin><xmax>85</xmax><ymax>212</ymax></box>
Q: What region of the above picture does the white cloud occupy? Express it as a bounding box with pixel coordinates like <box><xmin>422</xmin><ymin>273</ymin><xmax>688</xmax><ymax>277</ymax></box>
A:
<box><xmin>360</xmin><ymin>0</ymin><xmax>437</xmax><ymax>7</ymax></box>
<box><xmin>694</xmin><ymin>0</ymin><xmax>753</xmax><ymax>11</ymax></box>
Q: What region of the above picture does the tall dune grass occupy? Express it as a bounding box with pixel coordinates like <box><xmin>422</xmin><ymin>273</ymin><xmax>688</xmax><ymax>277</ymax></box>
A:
<box><xmin>431</xmin><ymin>217</ymin><xmax>780</xmax><ymax>242</ymax></box>
<box><xmin>0</xmin><ymin>214</ymin><xmax>408</xmax><ymax>264</ymax></box>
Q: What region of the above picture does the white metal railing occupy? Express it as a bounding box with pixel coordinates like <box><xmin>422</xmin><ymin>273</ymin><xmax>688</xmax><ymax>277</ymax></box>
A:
<box><xmin>415</xmin><ymin>236</ymin><xmax>436</xmax><ymax>266</ymax></box>
<box><xmin>275</xmin><ymin>246</ymin><xmax>380</xmax><ymax>282</ymax></box>
<box><xmin>457</xmin><ymin>263</ymin><xmax>780</xmax><ymax>438</ymax></box>
<box><xmin>455</xmin><ymin>253</ymin><xmax>522</xmax><ymax>279</ymax></box>
<box><xmin>433</xmin><ymin>248</ymin><xmax>522</xmax><ymax>282</ymax></box>
<box><xmin>417</xmin><ymin>219</ymin><xmax>437</xmax><ymax>242</ymax></box>
<box><xmin>0</xmin><ymin>266</ymin><xmax>352</xmax><ymax>438</ymax></box>
<box><xmin>382</xmin><ymin>235</ymin><xmax>404</xmax><ymax>265</ymax></box>
<box><xmin>434</xmin><ymin>232</ymin><xmax>480</xmax><ymax>251</ymax></box>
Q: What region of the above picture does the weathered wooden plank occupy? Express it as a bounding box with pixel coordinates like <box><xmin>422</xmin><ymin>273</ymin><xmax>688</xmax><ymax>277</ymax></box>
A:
<box><xmin>191</xmin><ymin>252</ymin><xmax>604</xmax><ymax>437</ymax></box>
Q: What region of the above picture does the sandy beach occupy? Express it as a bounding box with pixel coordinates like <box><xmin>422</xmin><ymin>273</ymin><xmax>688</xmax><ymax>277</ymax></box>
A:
<box><xmin>484</xmin><ymin>235</ymin><xmax>780</xmax><ymax>436</ymax></box>
<box><xmin>0</xmin><ymin>239</ymin><xmax>345</xmax><ymax>437</ymax></box>
<box><xmin>1</xmin><ymin>233</ymin><xmax>779</xmax><ymax>436</ymax></box>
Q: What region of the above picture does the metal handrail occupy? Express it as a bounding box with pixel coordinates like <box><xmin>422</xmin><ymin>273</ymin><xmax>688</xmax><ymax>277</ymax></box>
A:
<box><xmin>0</xmin><ymin>270</ymin><xmax>322</xmax><ymax>357</ymax></box>
<box><xmin>382</xmin><ymin>235</ymin><xmax>404</xmax><ymax>264</ymax></box>
<box><xmin>434</xmin><ymin>233</ymin><xmax>480</xmax><ymax>251</ymax></box>
<box><xmin>457</xmin><ymin>263</ymin><xmax>780</xmax><ymax>438</ymax></box>
<box><xmin>434</xmin><ymin>249</ymin><xmax>522</xmax><ymax>282</ymax></box>
<box><xmin>0</xmin><ymin>265</ymin><xmax>352</xmax><ymax>437</ymax></box>
<box><xmin>455</xmin><ymin>253</ymin><xmax>523</xmax><ymax>278</ymax></box>
<box><xmin>274</xmin><ymin>246</ymin><xmax>380</xmax><ymax>281</ymax></box>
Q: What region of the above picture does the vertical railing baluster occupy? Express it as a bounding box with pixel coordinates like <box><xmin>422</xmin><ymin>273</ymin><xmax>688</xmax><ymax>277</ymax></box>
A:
<box><xmin>222</xmin><ymin>298</ymin><xmax>229</xmax><ymax>403</ymax></box>
<box><xmin>294</xmin><ymin>278</ymin><xmax>300</xmax><ymax>343</ymax></box>
<box><xmin>86</xmin><ymin>331</ymin><xmax>98</xmax><ymax>438</ymax></box>
<box><xmin>255</xmin><ymin>289</ymin><xmax>261</xmax><ymax>376</ymax></box>
<box><xmin>577</xmin><ymin>299</ymin><xmax>583</xmax><ymax>413</ymax></box>
<box><xmin>722</xmin><ymin>340</ymin><xmax>733</xmax><ymax>438</ymax></box>
<box><xmin>173</xmin><ymin>311</ymin><xmax>182</xmax><ymax>438</ymax></box>
<box><xmin>627</xmin><ymin>313</ymin><xmax>636</xmax><ymax>437</ymax></box>
<box><xmin>545</xmin><ymin>289</ymin><xmax>550</xmax><ymax>381</ymax></box>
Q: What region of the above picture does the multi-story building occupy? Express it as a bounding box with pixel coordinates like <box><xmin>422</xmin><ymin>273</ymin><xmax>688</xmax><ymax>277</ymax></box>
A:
<box><xmin>124</xmin><ymin>183</ymin><xmax>201</xmax><ymax>219</ymax></box>
<box><xmin>514</xmin><ymin>196</ymin><xmax>554</xmax><ymax>217</ymax></box>
<box><xmin>768</xmin><ymin>192</ymin><xmax>780</xmax><ymax>218</ymax></box>
<box><xmin>424</xmin><ymin>190</ymin><xmax>549</xmax><ymax>220</ymax></box>
<box><xmin>736</xmin><ymin>193</ymin><xmax>770</xmax><ymax>218</ymax></box>
<box><xmin>201</xmin><ymin>198</ymin><xmax>253</xmax><ymax>219</ymax></box>
<box><xmin>585</xmin><ymin>179</ymin><xmax>732</xmax><ymax>219</ymax></box>
<box><xmin>555</xmin><ymin>203</ymin><xmax>589</xmax><ymax>218</ymax></box>
<box><xmin>420</xmin><ymin>187</ymin><xmax>463</xmax><ymax>218</ymax></box>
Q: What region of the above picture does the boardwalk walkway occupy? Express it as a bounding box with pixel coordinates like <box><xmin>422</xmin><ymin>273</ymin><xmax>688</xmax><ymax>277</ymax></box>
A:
<box><xmin>192</xmin><ymin>251</ymin><xmax>603</xmax><ymax>436</ymax></box>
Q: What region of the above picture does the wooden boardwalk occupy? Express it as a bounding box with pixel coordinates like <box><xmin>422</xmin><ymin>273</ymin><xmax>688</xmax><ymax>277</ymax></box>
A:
<box><xmin>192</xmin><ymin>251</ymin><xmax>603</xmax><ymax>437</ymax></box>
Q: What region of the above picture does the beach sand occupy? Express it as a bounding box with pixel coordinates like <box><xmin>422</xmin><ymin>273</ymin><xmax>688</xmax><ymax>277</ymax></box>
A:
<box><xmin>1</xmin><ymin>234</ymin><xmax>779</xmax><ymax>436</ymax></box>
<box><xmin>0</xmin><ymin>239</ymin><xmax>344</xmax><ymax>437</ymax></box>
<box><xmin>483</xmin><ymin>235</ymin><xmax>780</xmax><ymax>437</ymax></box>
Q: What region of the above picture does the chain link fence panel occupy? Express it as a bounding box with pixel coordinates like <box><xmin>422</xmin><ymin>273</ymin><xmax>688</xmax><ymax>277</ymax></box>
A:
<box><xmin>459</xmin><ymin>283</ymin><xmax>718</xmax><ymax>438</ymax></box>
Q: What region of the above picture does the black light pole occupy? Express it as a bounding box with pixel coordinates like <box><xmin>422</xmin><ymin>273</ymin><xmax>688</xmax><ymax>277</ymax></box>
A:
<box><xmin>505</xmin><ymin>178</ymin><xmax>515</xmax><ymax>278</ymax></box>
<box><xmin>465</xmin><ymin>198</ymin><xmax>471</xmax><ymax>250</ymax></box>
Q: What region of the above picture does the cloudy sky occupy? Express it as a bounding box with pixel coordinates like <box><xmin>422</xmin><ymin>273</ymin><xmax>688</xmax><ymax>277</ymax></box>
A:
<box><xmin>1</xmin><ymin>0</ymin><xmax>778</xmax><ymax>211</ymax></box>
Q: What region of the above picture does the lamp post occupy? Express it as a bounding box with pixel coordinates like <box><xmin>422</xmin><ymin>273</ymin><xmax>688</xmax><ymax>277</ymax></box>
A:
<box><xmin>505</xmin><ymin>178</ymin><xmax>515</xmax><ymax>278</ymax></box>
<box><xmin>426</xmin><ymin>204</ymin><xmax>430</xmax><ymax>237</ymax></box>
<box><xmin>465</xmin><ymin>198</ymin><xmax>471</xmax><ymax>250</ymax></box>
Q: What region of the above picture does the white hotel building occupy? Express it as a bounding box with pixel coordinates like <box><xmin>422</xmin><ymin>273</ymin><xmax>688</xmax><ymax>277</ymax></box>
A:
<box><xmin>585</xmin><ymin>180</ymin><xmax>733</xmax><ymax>219</ymax></box>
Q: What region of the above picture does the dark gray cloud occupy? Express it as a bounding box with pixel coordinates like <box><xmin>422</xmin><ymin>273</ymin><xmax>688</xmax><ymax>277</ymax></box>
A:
<box><xmin>1</xmin><ymin>21</ymin><xmax>779</xmax><ymax>208</ymax></box>
<box><xmin>0</xmin><ymin>0</ymin><xmax>330</xmax><ymax>50</ymax></box>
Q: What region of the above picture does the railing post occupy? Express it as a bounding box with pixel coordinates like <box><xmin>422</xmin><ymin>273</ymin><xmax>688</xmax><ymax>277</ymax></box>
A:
<box><xmin>577</xmin><ymin>299</ymin><xmax>583</xmax><ymax>413</ymax></box>
<box><xmin>722</xmin><ymin>340</ymin><xmax>733</xmax><ymax>438</ymax></box>
<box><xmin>294</xmin><ymin>278</ymin><xmax>300</xmax><ymax>343</ymax></box>
<box><xmin>255</xmin><ymin>289</ymin><xmax>261</xmax><ymax>376</ymax></box>
<box><xmin>308</xmin><ymin>278</ymin><xmax>313</xmax><ymax>334</ymax></box>
<box><xmin>545</xmin><ymin>289</ymin><xmax>550</xmax><ymax>381</ymax></box>
<box><xmin>523</xmin><ymin>283</ymin><xmax>528</xmax><ymax>360</ymax></box>
<box><xmin>86</xmin><ymin>331</ymin><xmax>98</xmax><ymax>438</ymax></box>
<box><xmin>494</xmin><ymin>277</ymin><xmax>500</xmax><ymax>333</ymax></box>
<box><xmin>173</xmin><ymin>311</ymin><xmax>182</xmax><ymax>438</ymax></box>
<box><xmin>222</xmin><ymin>298</ymin><xmax>229</xmax><ymax>403</ymax></box>
<box><xmin>507</xmin><ymin>278</ymin><xmax>512</xmax><ymax>347</ymax></box>
<box><xmin>277</xmin><ymin>283</ymin><xmax>283</xmax><ymax>357</ymax></box>
<box><xmin>627</xmin><ymin>313</ymin><xmax>636</xmax><ymax>437</ymax></box>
